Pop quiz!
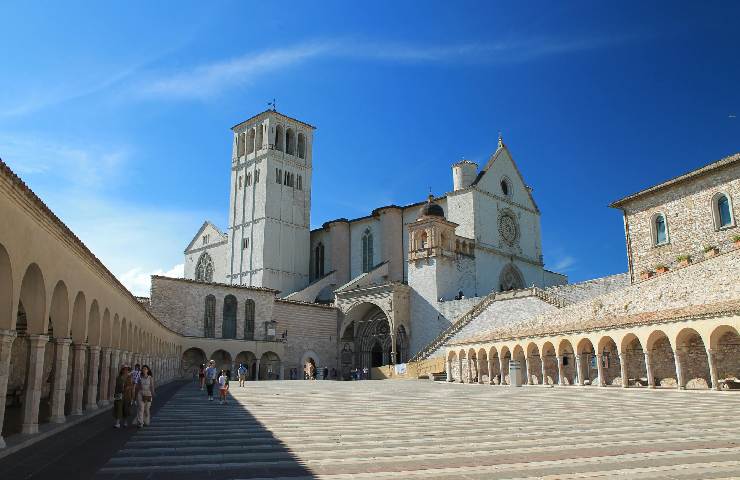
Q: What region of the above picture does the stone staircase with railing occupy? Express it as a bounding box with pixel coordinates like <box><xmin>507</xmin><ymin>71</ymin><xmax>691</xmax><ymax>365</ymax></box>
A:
<box><xmin>409</xmin><ymin>286</ymin><xmax>571</xmax><ymax>363</ymax></box>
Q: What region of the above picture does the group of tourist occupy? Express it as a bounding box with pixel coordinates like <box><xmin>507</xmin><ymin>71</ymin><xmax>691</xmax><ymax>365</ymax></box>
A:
<box><xmin>112</xmin><ymin>363</ymin><xmax>156</xmax><ymax>429</ymax></box>
<box><xmin>197</xmin><ymin>359</ymin><xmax>250</xmax><ymax>404</ymax></box>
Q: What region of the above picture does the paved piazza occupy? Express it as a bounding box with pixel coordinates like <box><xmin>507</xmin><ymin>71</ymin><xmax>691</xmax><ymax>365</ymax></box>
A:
<box><xmin>96</xmin><ymin>381</ymin><xmax>740</xmax><ymax>479</ymax></box>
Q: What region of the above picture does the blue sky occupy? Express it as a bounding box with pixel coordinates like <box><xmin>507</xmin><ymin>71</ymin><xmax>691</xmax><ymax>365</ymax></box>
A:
<box><xmin>1</xmin><ymin>2</ymin><xmax>739</xmax><ymax>295</ymax></box>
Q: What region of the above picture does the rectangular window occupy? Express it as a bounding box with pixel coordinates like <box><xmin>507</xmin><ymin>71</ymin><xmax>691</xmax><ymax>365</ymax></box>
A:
<box><xmin>276</xmin><ymin>168</ymin><xmax>281</xmax><ymax>183</ymax></box>
<box><xmin>255</xmin><ymin>169</ymin><xmax>260</xmax><ymax>183</ymax></box>
<box><xmin>238</xmin><ymin>176</ymin><xmax>242</xmax><ymax>189</ymax></box>
<box><xmin>284</xmin><ymin>171</ymin><xmax>289</xmax><ymax>185</ymax></box>
<box><xmin>242</xmin><ymin>238</ymin><xmax>249</xmax><ymax>250</ymax></box>
<box><xmin>298</xmin><ymin>175</ymin><xmax>302</xmax><ymax>190</ymax></box>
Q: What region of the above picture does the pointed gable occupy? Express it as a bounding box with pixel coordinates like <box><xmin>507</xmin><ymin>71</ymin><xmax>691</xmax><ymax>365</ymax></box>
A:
<box><xmin>184</xmin><ymin>221</ymin><xmax>228</xmax><ymax>254</ymax></box>
<box><xmin>472</xmin><ymin>143</ymin><xmax>539</xmax><ymax>212</ymax></box>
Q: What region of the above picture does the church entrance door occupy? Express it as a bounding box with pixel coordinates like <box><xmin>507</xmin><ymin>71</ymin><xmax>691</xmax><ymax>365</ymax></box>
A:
<box><xmin>371</xmin><ymin>342</ymin><xmax>383</xmax><ymax>368</ymax></box>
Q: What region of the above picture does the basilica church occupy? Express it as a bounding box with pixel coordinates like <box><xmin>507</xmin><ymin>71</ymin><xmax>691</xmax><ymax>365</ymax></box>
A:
<box><xmin>165</xmin><ymin>108</ymin><xmax>566</xmax><ymax>376</ymax></box>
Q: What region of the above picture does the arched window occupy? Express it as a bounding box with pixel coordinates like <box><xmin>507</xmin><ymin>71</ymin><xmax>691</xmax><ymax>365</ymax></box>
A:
<box><xmin>362</xmin><ymin>228</ymin><xmax>374</xmax><ymax>273</ymax></box>
<box><xmin>246</xmin><ymin>172</ymin><xmax>252</xmax><ymax>186</ymax></box>
<box><xmin>500</xmin><ymin>179</ymin><xmax>510</xmax><ymax>197</ymax></box>
<box><xmin>275</xmin><ymin>124</ymin><xmax>284</xmax><ymax>151</ymax></box>
<box><xmin>298</xmin><ymin>133</ymin><xmax>306</xmax><ymax>159</ymax></box>
<box><xmin>195</xmin><ymin>252</ymin><xmax>214</xmax><ymax>282</ymax></box>
<box><xmin>247</xmin><ymin>129</ymin><xmax>256</xmax><ymax>154</ymax></box>
<box><xmin>653</xmin><ymin>213</ymin><xmax>668</xmax><ymax>245</ymax></box>
<box><xmin>420</xmin><ymin>231</ymin><xmax>428</xmax><ymax>249</ymax></box>
<box><xmin>204</xmin><ymin>295</ymin><xmax>216</xmax><ymax>338</ymax></box>
<box><xmin>237</xmin><ymin>132</ymin><xmax>245</xmax><ymax>157</ymax></box>
<box><xmin>499</xmin><ymin>263</ymin><xmax>524</xmax><ymax>291</ymax></box>
<box><xmin>244</xmin><ymin>299</ymin><xmax>255</xmax><ymax>340</ymax></box>
<box><xmin>314</xmin><ymin>242</ymin><xmax>325</xmax><ymax>278</ymax></box>
<box><xmin>222</xmin><ymin>295</ymin><xmax>237</xmax><ymax>339</ymax></box>
<box><xmin>713</xmin><ymin>193</ymin><xmax>734</xmax><ymax>229</ymax></box>
<box><xmin>255</xmin><ymin>124</ymin><xmax>264</xmax><ymax>151</ymax></box>
<box><xmin>297</xmin><ymin>175</ymin><xmax>302</xmax><ymax>190</ymax></box>
<box><xmin>286</xmin><ymin>128</ymin><xmax>296</xmax><ymax>155</ymax></box>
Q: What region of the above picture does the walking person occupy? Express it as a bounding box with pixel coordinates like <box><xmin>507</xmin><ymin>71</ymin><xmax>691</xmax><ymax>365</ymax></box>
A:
<box><xmin>135</xmin><ymin>365</ymin><xmax>155</xmax><ymax>428</ymax></box>
<box><xmin>204</xmin><ymin>360</ymin><xmax>218</xmax><ymax>401</ymax></box>
<box><xmin>113</xmin><ymin>365</ymin><xmax>134</xmax><ymax>428</ymax></box>
<box><xmin>238</xmin><ymin>363</ymin><xmax>248</xmax><ymax>387</ymax></box>
<box><xmin>323</xmin><ymin>366</ymin><xmax>329</xmax><ymax>380</ymax></box>
<box><xmin>198</xmin><ymin>363</ymin><xmax>206</xmax><ymax>390</ymax></box>
<box><xmin>218</xmin><ymin>369</ymin><xmax>229</xmax><ymax>405</ymax></box>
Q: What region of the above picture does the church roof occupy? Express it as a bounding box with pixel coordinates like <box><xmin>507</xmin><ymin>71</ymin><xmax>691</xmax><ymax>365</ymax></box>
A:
<box><xmin>315</xmin><ymin>195</ymin><xmax>447</xmax><ymax>231</ymax></box>
<box><xmin>231</xmin><ymin>109</ymin><xmax>316</xmax><ymax>131</ymax></box>
<box><xmin>470</xmin><ymin>141</ymin><xmax>540</xmax><ymax>213</ymax></box>
<box><xmin>152</xmin><ymin>275</ymin><xmax>280</xmax><ymax>294</ymax></box>
<box><xmin>183</xmin><ymin>221</ymin><xmax>228</xmax><ymax>254</ymax></box>
<box><xmin>610</xmin><ymin>152</ymin><xmax>740</xmax><ymax>208</ymax></box>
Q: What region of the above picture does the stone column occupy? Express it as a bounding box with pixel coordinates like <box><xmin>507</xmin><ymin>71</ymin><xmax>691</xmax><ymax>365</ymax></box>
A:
<box><xmin>575</xmin><ymin>354</ymin><xmax>584</xmax><ymax>386</ymax></box>
<box><xmin>255</xmin><ymin>359</ymin><xmax>261</xmax><ymax>381</ymax></box>
<box><xmin>49</xmin><ymin>337</ymin><xmax>72</xmax><ymax>423</ymax></box>
<box><xmin>71</xmin><ymin>343</ymin><xmax>87</xmax><ymax>415</ymax></box>
<box><xmin>499</xmin><ymin>355</ymin><xmax>506</xmax><ymax>385</ymax></box>
<box><xmin>556</xmin><ymin>355</ymin><xmax>565</xmax><ymax>386</ymax></box>
<box><xmin>644</xmin><ymin>352</ymin><xmax>655</xmax><ymax>388</ymax></box>
<box><xmin>446</xmin><ymin>359</ymin><xmax>452</xmax><ymax>382</ymax></box>
<box><xmin>488</xmin><ymin>355</ymin><xmax>495</xmax><ymax>385</ymax></box>
<box><xmin>109</xmin><ymin>349</ymin><xmax>120</xmax><ymax>400</ymax></box>
<box><xmin>541</xmin><ymin>358</ymin><xmax>547</xmax><ymax>386</ymax></box>
<box><xmin>674</xmin><ymin>347</ymin><xmax>685</xmax><ymax>390</ymax></box>
<box><xmin>596</xmin><ymin>353</ymin><xmax>605</xmax><ymax>387</ymax></box>
<box><xmin>619</xmin><ymin>353</ymin><xmax>628</xmax><ymax>388</ymax></box>
<box><xmin>706</xmin><ymin>349</ymin><xmax>720</xmax><ymax>390</ymax></box>
<box><xmin>280</xmin><ymin>365</ymin><xmax>285</xmax><ymax>380</ymax></box>
<box><xmin>98</xmin><ymin>347</ymin><xmax>112</xmax><ymax>406</ymax></box>
<box><xmin>524</xmin><ymin>357</ymin><xmax>532</xmax><ymax>385</ymax></box>
<box><xmin>84</xmin><ymin>345</ymin><xmax>101</xmax><ymax>411</ymax></box>
<box><xmin>21</xmin><ymin>334</ymin><xmax>50</xmax><ymax>434</ymax></box>
<box><xmin>0</xmin><ymin>329</ymin><xmax>18</xmax><ymax>448</ymax></box>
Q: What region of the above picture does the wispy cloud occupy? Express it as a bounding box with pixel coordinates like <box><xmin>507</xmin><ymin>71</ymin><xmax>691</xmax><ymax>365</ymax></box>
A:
<box><xmin>133</xmin><ymin>33</ymin><xmax>639</xmax><ymax>100</ymax></box>
<box><xmin>552</xmin><ymin>255</ymin><xmax>577</xmax><ymax>273</ymax></box>
<box><xmin>0</xmin><ymin>133</ymin><xmax>209</xmax><ymax>296</ymax></box>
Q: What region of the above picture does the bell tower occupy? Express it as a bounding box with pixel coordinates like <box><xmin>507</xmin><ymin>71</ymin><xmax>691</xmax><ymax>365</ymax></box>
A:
<box><xmin>227</xmin><ymin>109</ymin><xmax>315</xmax><ymax>295</ymax></box>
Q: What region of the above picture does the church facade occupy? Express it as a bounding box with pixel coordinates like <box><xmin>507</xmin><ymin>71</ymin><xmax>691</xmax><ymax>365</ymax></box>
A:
<box><xmin>175</xmin><ymin>109</ymin><xmax>566</xmax><ymax>377</ymax></box>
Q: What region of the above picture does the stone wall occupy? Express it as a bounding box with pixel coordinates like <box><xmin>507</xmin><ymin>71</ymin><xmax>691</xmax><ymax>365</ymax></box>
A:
<box><xmin>618</xmin><ymin>158</ymin><xmax>739</xmax><ymax>280</ymax></box>
<box><xmin>272</xmin><ymin>300</ymin><xmax>339</xmax><ymax>374</ymax></box>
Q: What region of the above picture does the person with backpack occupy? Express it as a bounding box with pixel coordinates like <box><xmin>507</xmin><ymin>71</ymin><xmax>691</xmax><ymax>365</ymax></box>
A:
<box><xmin>237</xmin><ymin>363</ymin><xmax>248</xmax><ymax>387</ymax></box>
<box><xmin>204</xmin><ymin>360</ymin><xmax>218</xmax><ymax>401</ymax></box>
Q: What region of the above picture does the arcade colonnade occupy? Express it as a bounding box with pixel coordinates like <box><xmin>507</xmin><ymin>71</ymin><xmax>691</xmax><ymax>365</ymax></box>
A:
<box><xmin>0</xmin><ymin>161</ymin><xmax>182</xmax><ymax>448</ymax></box>
<box><xmin>180</xmin><ymin>340</ymin><xmax>285</xmax><ymax>381</ymax></box>
<box><xmin>446</xmin><ymin>317</ymin><xmax>740</xmax><ymax>390</ymax></box>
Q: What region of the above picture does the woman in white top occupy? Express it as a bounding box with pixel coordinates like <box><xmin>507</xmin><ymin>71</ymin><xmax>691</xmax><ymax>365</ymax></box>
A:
<box><xmin>135</xmin><ymin>365</ymin><xmax>155</xmax><ymax>427</ymax></box>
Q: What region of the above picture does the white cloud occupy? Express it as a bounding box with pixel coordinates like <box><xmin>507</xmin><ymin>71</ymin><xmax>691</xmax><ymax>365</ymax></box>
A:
<box><xmin>552</xmin><ymin>255</ymin><xmax>577</xmax><ymax>272</ymax></box>
<box><xmin>134</xmin><ymin>34</ymin><xmax>638</xmax><ymax>100</ymax></box>
<box><xmin>119</xmin><ymin>264</ymin><xmax>184</xmax><ymax>297</ymax></box>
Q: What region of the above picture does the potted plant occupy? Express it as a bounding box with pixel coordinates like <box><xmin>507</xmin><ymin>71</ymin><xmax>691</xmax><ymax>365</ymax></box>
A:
<box><xmin>655</xmin><ymin>264</ymin><xmax>669</xmax><ymax>274</ymax></box>
<box><xmin>639</xmin><ymin>270</ymin><xmax>653</xmax><ymax>280</ymax></box>
<box><xmin>703</xmin><ymin>245</ymin><xmax>719</xmax><ymax>258</ymax></box>
<box><xmin>733</xmin><ymin>235</ymin><xmax>740</xmax><ymax>248</ymax></box>
<box><xmin>676</xmin><ymin>254</ymin><xmax>691</xmax><ymax>267</ymax></box>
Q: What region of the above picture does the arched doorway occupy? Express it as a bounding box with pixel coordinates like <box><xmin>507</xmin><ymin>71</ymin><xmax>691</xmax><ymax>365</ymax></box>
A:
<box><xmin>211</xmin><ymin>350</ymin><xmax>232</xmax><ymax>375</ymax></box>
<box><xmin>371</xmin><ymin>342</ymin><xmax>383</xmax><ymax>368</ymax></box>
<box><xmin>181</xmin><ymin>347</ymin><xmax>207</xmax><ymax>377</ymax></box>
<box><xmin>340</xmin><ymin>302</ymin><xmax>393</xmax><ymax>375</ymax></box>
<box><xmin>259</xmin><ymin>352</ymin><xmax>281</xmax><ymax>380</ymax></box>
<box><xmin>234</xmin><ymin>351</ymin><xmax>256</xmax><ymax>380</ymax></box>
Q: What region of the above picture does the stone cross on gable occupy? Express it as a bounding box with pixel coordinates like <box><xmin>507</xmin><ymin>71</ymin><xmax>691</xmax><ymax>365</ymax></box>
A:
<box><xmin>268</xmin><ymin>99</ymin><xmax>277</xmax><ymax>111</ymax></box>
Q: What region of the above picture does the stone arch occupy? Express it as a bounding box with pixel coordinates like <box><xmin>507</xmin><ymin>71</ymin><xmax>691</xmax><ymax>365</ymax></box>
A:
<box><xmin>395</xmin><ymin>325</ymin><xmax>409</xmax><ymax>364</ymax></box>
<box><xmin>499</xmin><ymin>263</ymin><xmax>524</xmax><ymax>292</ymax></box>
<box><xmin>541</xmin><ymin>341</ymin><xmax>558</xmax><ymax>385</ymax></box>
<box><xmin>244</xmin><ymin>299</ymin><xmax>255</xmax><ymax>340</ymax></box>
<box><xmin>275</xmin><ymin>124</ymin><xmax>284</xmax><ymax>151</ymax></box>
<box><xmin>49</xmin><ymin>281</ymin><xmax>70</xmax><ymax>339</ymax></box>
<box><xmin>526</xmin><ymin>342</ymin><xmax>542</xmax><ymax>385</ymax></box>
<box><xmin>297</xmin><ymin>132</ymin><xmax>306</xmax><ymax>159</ymax></box>
<box><xmin>557</xmin><ymin>339</ymin><xmax>575</xmax><ymax>385</ymax></box>
<box><xmin>675</xmin><ymin>327</ymin><xmax>711</xmax><ymax>389</ymax></box>
<box><xmin>342</xmin><ymin>302</ymin><xmax>392</xmax><ymax>371</ymax></box>
<box><xmin>87</xmin><ymin>301</ymin><xmax>101</xmax><ymax>346</ymax></box>
<box><xmin>646</xmin><ymin>330</ymin><xmax>676</xmax><ymax>388</ymax></box>
<box><xmin>576</xmin><ymin>337</ymin><xmax>597</xmax><ymax>385</ymax></box>
<box><xmin>181</xmin><ymin>347</ymin><xmax>207</xmax><ymax>377</ymax></box>
<box><xmin>488</xmin><ymin>346</ymin><xmax>501</xmax><ymax>384</ymax></box>
<box><xmin>210</xmin><ymin>349</ymin><xmax>232</xmax><ymax>374</ymax></box>
<box><xmin>0</xmin><ymin>243</ymin><xmax>12</xmax><ymax>330</ymax></box>
<box><xmin>101</xmin><ymin>308</ymin><xmax>112</xmax><ymax>348</ymax></box>
<box><xmin>247</xmin><ymin>128</ymin><xmax>256</xmax><ymax>154</ymax></box>
<box><xmin>512</xmin><ymin>344</ymin><xmax>527</xmax><ymax>384</ymax></box>
<box><xmin>259</xmin><ymin>351</ymin><xmax>281</xmax><ymax>380</ymax></box>
<box><xmin>597</xmin><ymin>335</ymin><xmax>621</xmax><ymax>386</ymax></box>
<box><xmin>112</xmin><ymin>314</ymin><xmax>120</xmax><ymax>349</ymax></box>
<box><xmin>620</xmin><ymin>333</ymin><xmax>647</xmax><ymax>387</ymax></box>
<box><xmin>286</xmin><ymin>128</ymin><xmax>296</xmax><ymax>155</ymax></box>
<box><xmin>255</xmin><ymin>123</ymin><xmax>264</xmax><ymax>150</ymax></box>
<box><xmin>709</xmin><ymin>325</ymin><xmax>740</xmax><ymax>388</ymax></box>
<box><xmin>499</xmin><ymin>345</ymin><xmax>511</xmax><ymax>385</ymax></box>
<box><xmin>447</xmin><ymin>350</ymin><xmax>459</xmax><ymax>382</ymax></box>
<box><xmin>477</xmin><ymin>348</ymin><xmax>489</xmax><ymax>383</ymax></box>
<box><xmin>19</xmin><ymin>263</ymin><xmax>46</xmax><ymax>335</ymax></box>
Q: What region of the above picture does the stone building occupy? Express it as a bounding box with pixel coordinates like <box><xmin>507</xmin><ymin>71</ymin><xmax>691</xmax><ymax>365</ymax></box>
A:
<box><xmin>435</xmin><ymin>152</ymin><xmax>740</xmax><ymax>391</ymax></box>
<box><xmin>178</xmin><ymin>110</ymin><xmax>567</xmax><ymax>376</ymax></box>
